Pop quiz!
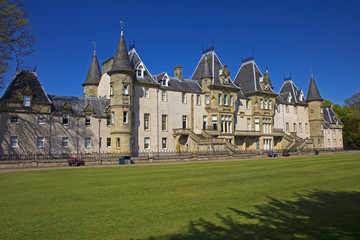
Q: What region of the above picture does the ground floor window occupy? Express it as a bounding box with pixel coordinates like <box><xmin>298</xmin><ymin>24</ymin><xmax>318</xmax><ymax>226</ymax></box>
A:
<box><xmin>107</xmin><ymin>138</ymin><xmax>111</xmax><ymax>147</ymax></box>
<box><xmin>162</xmin><ymin>138</ymin><xmax>167</xmax><ymax>149</ymax></box>
<box><xmin>256</xmin><ymin>139</ymin><xmax>260</xmax><ymax>150</ymax></box>
<box><xmin>37</xmin><ymin>137</ymin><xmax>44</xmax><ymax>148</ymax></box>
<box><xmin>62</xmin><ymin>137</ymin><xmax>68</xmax><ymax>148</ymax></box>
<box><xmin>263</xmin><ymin>139</ymin><xmax>272</xmax><ymax>151</ymax></box>
<box><xmin>212</xmin><ymin>115</ymin><xmax>217</xmax><ymax>130</ymax></box>
<box><xmin>144</xmin><ymin>137</ymin><xmax>150</xmax><ymax>149</ymax></box>
<box><xmin>182</xmin><ymin>115</ymin><xmax>187</xmax><ymax>129</ymax></box>
<box><xmin>116</xmin><ymin>138</ymin><xmax>120</xmax><ymax>149</ymax></box>
<box><xmin>85</xmin><ymin>138</ymin><xmax>91</xmax><ymax>148</ymax></box>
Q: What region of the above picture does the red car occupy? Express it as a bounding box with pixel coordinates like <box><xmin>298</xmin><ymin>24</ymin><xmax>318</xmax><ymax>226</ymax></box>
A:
<box><xmin>68</xmin><ymin>157</ymin><xmax>85</xmax><ymax>166</ymax></box>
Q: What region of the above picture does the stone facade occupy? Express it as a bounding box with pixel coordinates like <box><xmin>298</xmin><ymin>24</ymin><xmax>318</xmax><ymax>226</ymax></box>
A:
<box><xmin>0</xmin><ymin>31</ymin><xmax>343</xmax><ymax>155</ymax></box>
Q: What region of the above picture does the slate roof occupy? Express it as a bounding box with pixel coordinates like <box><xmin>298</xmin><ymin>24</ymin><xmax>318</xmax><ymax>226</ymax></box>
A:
<box><xmin>48</xmin><ymin>95</ymin><xmax>109</xmax><ymax>117</ymax></box>
<box><xmin>129</xmin><ymin>48</ymin><xmax>158</xmax><ymax>85</ymax></box>
<box><xmin>323</xmin><ymin>107</ymin><xmax>342</xmax><ymax>126</ymax></box>
<box><xmin>83</xmin><ymin>52</ymin><xmax>101</xmax><ymax>86</ymax></box>
<box><xmin>153</xmin><ymin>74</ymin><xmax>202</xmax><ymax>93</ymax></box>
<box><xmin>191</xmin><ymin>51</ymin><xmax>239</xmax><ymax>90</ymax></box>
<box><xmin>306</xmin><ymin>75</ymin><xmax>323</xmax><ymax>102</ymax></box>
<box><xmin>1</xmin><ymin>71</ymin><xmax>51</xmax><ymax>104</ymax></box>
<box><xmin>278</xmin><ymin>78</ymin><xmax>307</xmax><ymax>105</ymax></box>
<box><xmin>109</xmin><ymin>31</ymin><xmax>133</xmax><ymax>74</ymax></box>
<box><xmin>233</xmin><ymin>59</ymin><xmax>263</xmax><ymax>94</ymax></box>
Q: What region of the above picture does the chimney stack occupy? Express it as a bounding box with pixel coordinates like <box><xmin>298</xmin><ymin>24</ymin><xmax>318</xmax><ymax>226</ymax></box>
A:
<box><xmin>174</xmin><ymin>65</ymin><xmax>182</xmax><ymax>81</ymax></box>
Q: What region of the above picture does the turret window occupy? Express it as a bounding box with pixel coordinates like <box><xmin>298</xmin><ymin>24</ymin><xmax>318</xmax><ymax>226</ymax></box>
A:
<box><xmin>124</xmin><ymin>85</ymin><xmax>128</xmax><ymax>95</ymax></box>
<box><xmin>123</xmin><ymin>111</ymin><xmax>128</xmax><ymax>123</ymax></box>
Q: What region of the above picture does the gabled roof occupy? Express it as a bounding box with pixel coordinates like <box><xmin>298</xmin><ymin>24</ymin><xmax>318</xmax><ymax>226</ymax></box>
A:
<box><xmin>48</xmin><ymin>95</ymin><xmax>109</xmax><ymax>117</ymax></box>
<box><xmin>278</xmin><ymin>77</ymin><xmax>307</xmax><ymax>105</ymax></box>
<box><xmin>323</xmin><ymin>107</ymin><xmax>342</xmax><ymax>126</ymax></box>
<box><xmin>233</xmin><ymin>58</ymin><xmax>264</xmax><ymax>94</ymax></box>
<box><xmin>191</xmin><ymin>51</ymin><xmax>239</xmax><ymax>90</ymax></box>
<box><xmin>129</xmin><ymin>48</ymin><xmax>158</xmax><ymax>85</ymax></box>
<box><xmin>306</xmin><ymin>74</ymin><xmax>323</xmax><ymax>102</ymax></box>
<box><xmin>1</xmin><ymin>71</ymin><xmax>51</xmax><ymax>104</ymax></box>
<box><xmin>153</xmin><ymin>73</ymin><xmax>202</xmax><ymax>93</ymax></box>
<box><xmin>108</xmin><ymin>30</ymin><xmax>133</xmax><ymax>75</ymax></box>
<box><xmin>82</xmin><ymin>52</ymin><xmax>101</xmax><ymax>86</ymax></box>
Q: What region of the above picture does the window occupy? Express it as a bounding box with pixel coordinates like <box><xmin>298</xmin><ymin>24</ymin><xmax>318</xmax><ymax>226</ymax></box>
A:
<box><xmin>110</xmin><ymin>84</ymin><xmax>114</xmax><ymax>96</ymax></box>
<box><xmin>254</xmin><ymin>118</ymin><xmax>260</xmax><ymax>131</ymax></box>
<box><xmin>85</xmin><ymin>115</ymin><xmax>91</xmax><ymax>126</ymax></box>
<box><xmin>144</xmin><ymin>88</ymin><xmax>149</xmax><ymax>98</ymax></box>
<box><xmin>299</xmin><ymin>123</ymin><xmax>303</xmax><ymax>133</ymax></box>
<box><xmin>221</xmin><ymin>115</ymin><xmax>232</xmax><ymax>133</ymax></box>
<box><xmin>246</xmin><ymin>100</ymin><xmax>250</xmax><ymax>109</ymax></box>
<box><xmin>10</xmin><ymin>137</ymin><xmax>18</xmax><ymax>148</ymax></box>
<box><xmin>212</xmin><ymin>115</ymin><xmax>218</xmax><ymax>130</ymax></box>
<box><xmin>182</xmin><ymin>115</ymin><xmax>187</xmax><ymax>129</ymax></box>
<box><xmin>23</xmin><ymin>96</ymin><xmax>31</xmax><ymax>106</ymax></box>
<box><xmin>205</xmin><ymin>95</ymin><xmax>210</xmax><ymax>105</ymax></box>
<box><xmin>137</xmin><ymin>66</ymin><xmax>144</xmax><ymax>77</ymax></box>
<box><xmin>162</xmin><ymin>138</ymin><xmax>167</xmax><ymax>149</ymax></box>
<box><xmin>263</xmin><ymin>118</ymin><xmax>271</xmax><ymax>134</ymax></box>
<box><xmin>286</xmin><ymin>123</ymin><xmax>289</xmax><ymax>132</ymax></box>
<box><xmin>10</xmin><ymin>116</ymin><xmax>18</xmax><ymax>124</ymax></box>
<box><xmin>230</xmin><ymin>95</ymin><xmax>233</xmax><ymax>106</ymax></box>
<box><xmin>305</xmin><ymin>123</ymin><xmax>308</xmax><ymax>133</ymax></box>
<box><xmin>112</xmin><ymin>112</ymin><xmax>115</xmax><ymax>124</ymax></box>
<box><xmin>276</xmin><ymin>104</ymin><xmax>280</xmax><ymax>113</ymax></box>
<box><xmin>107</xmin><ymin>138</ymin><xmax>111</xmax><ymax>147</ymax></box>
<box><xmin>144</xmin><ymin>137</ymin><xmax>150</xmax><ymax>149</ymax></box>
<box><xmin>162</xmin><ymin>90</ymin><xmax>167</xmax><ymax>102</ymax></box>
<box><xmin>124</xmin><ymin>84</ymin><xmax>128</xmax><ymax>95</ymax></box>
<box><xmin>260</xmin><ymin>99</ymin><xmax>263</xmax><ymax>109</ymax></box>
<box><xmin>123</xmin><ymin>111</ymin><xmax>128</xmax><ymax>124</ymax></box>
<box><xmin>182</xmin><ymin>92</ymin><xmax>186</xmax><ymax>104</ymax></box>
<box><xmin>224</xmin><ymin>95</ymin><xmax>228</xmax><ymax>105</ymax></box>
<box><xmin>85</xmin><ymin>138</ymin><xmax>91</xmax><ymax>148</ymax></box>
<box><xmin>218</xmin><ymin>94</ymin><xmax>222</xmax><ymax>105</ymax></box>
<box><xmin>264</xmin><ymin>100</ymin><xmax>268</xmax><ymax>109</ymax></box>
<box><xmin>144</xmin><ymin>113</ymin><xmax>150</xmax><ymax>130</ymax></box>
<box><xmin>203</xmin><ymin>115</ymin><xmax>207</xmax><ymax>130</ymax></box>
<box><xmin>293</xmin><ymin>123</ymin><xmax>297</xmax><ymax>132</ymax></box>
<box><xmin>196</xmin><ymin>95</ymin><xmax>200</xmax><ymax>105</ymax></box>
<box><xmin>256</xmin><ymin>140</ymin><xmax>260</xmax><ymax>150</ymax></box>
<box><xmin>62</xmin><ymin>137</ymin><xmax>68</xmax><ymax>148</ymax></box>
<box><xmin>62</xmin><ymin>114</ymin><xmax>69</xmax><ymax>125</ymax></box>
<box><xmin>162</xmin><ymin>115</ymin><xmax>167</xmax><ymax>131</ymax></box>
<box><xmin>318</xmin><ymin>139</ymin><xmax>321</xmax><ymax>147</ymax></box>
<box><xmin>247</xmin><ymin>118</ymin><xmax>251</xmax><ymax>130</ymax></box>
<box><xmin>116</xmin><ymin>138</ymin><xmax>120</xmax><ymax>149</ymax></box>
<box><xmin>269</xmin><ymin>100</ymin><xmax>272</xmax><ymax>110</ymax></box>
<box><xmin>37</xmin><ymin>137</ymin><xmax>44</xmax><ymax>148</ymax></box>
<box><xmin>38</xmin><ymin>117</ymin><xmax>45</xmax><ymax>124</ymax></box>
<box><xmin>99</xmin><ymin>137</ymin><xmax>102</xmax><ymax>148</ymax></box>
<box><xmin>107</xmin><ymin>116</ymin><xmax>111</xmax><ymax>126</ymax></box>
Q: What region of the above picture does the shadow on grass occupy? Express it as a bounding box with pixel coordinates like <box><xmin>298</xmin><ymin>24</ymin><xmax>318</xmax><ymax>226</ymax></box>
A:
<box><xmin>144</xmin><ymin>190</ymin><xmax>360</xmax><ymax>240</ymax></box>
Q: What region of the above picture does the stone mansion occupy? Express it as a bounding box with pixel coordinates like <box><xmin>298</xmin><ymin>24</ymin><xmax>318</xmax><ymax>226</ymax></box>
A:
<box><xmin>0</xmin><ymin>30</ymin><xmax>343</xmax><ymax>155</ymax></box>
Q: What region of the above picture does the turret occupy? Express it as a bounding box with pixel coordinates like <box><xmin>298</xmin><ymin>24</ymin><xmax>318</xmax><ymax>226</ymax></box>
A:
<box><xmin>306</xmin><ymin>73</ymin><xmax>324</xmax><ymax>149</ymax></box>
<box><xmin>108</xmin><ymin>28</ymin><xmax>134</xmax><ymax>153</ymax></box>
<box><xmin>82</xmin><ymin>47</ymin><xmax>101</xmax><ymax>97</ymax></box>
<box><xmin>201</xmin><ymin>56</ymin><xmax>212</xmax><ymax>91</ymax></box>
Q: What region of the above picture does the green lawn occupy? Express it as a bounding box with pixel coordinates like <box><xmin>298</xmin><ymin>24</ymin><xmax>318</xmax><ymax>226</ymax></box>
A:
<box><xmin>0</xmin><ymin>154</ymin><xmax>359</xmax><ymax>240</ymax></box>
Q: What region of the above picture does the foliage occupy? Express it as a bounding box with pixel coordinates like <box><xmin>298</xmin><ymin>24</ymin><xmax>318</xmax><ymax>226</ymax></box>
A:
<box><xmin>323</xmin><ymin>93</ymin><xmax>360</xmax><ymax>148</ymax></box>
<box><xmin>0</xmin><ymin>0</ymin><xmax>35</xmax><ymax>87</ymax></box>
<box><xmin>0</xmin><ymin>154</ymin><xmax>359</xmax><ymax>239</ymax></box>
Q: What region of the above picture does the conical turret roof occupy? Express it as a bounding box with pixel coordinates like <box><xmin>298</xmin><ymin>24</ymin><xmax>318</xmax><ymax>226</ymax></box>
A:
<box><xmin>82</xmin><ymin>52</ymin><xmax>101</xmax><ymax>86</ymax></box>
<box><xmin>306</xmin><ymin>74</ymin><xmax>323</xmax><ymax>102</ymax></box>
<box><xmin>108</xmin><ymin>30</ymin><xmax>133</xmax><ymax>75</ymax></box>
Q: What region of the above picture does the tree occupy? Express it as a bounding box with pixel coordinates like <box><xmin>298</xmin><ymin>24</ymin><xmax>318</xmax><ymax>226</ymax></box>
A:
<box><xmin>0</xmin><ymin>0</ymin><xmax>35</xmax><ymax>87</ymax></box>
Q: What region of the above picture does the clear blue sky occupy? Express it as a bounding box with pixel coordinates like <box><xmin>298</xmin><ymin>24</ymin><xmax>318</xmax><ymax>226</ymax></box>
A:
<box><xmin>3</xmin><ymin>0</ymin><xmax>360</xmax><ymax>105</ymax></box>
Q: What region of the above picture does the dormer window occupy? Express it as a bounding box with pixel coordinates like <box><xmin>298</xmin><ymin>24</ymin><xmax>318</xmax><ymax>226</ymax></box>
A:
<box><xmin>162</xmin><ymin>75</ymin><xmax>169</xmax><ymax>86</ymax></box>
<box><xmin>223</xmin><ymin>77</ymin><xmax>228</xmax><ymax>84</ymax></box>
<box><xmin>137</xmin><ymin>65</ymin><xmax>144</xmax><ymax>78</ymax></box>
<box><xmin>287</xmin><ymin>95</ymin><xmax>292</xmax><ymax>103</ymax></box>
<box><xmin>23</xmin><ymin>96</ymin><xmax>31</xmax><ymax>106</ymax></box>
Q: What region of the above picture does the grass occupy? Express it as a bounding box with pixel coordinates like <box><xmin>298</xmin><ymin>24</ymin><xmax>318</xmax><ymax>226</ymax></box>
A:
<box><xmin>0</xmin><ymin>153</ymin><xmax>359</xmax><ymax>239</ymax></box>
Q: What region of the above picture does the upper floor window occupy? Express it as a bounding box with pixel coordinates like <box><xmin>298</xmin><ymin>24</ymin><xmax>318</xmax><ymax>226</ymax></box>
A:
<box><xmin>107</xmin><ymin>115</ymin><xmax>111</xmax><ymax>126</ymax></box>
<box><xmin>23</xmin><ymin>96</ymin><xmax>31</xmax><ymax>106</ymax></box>
<box><xmin>144</xmin><ymin>113</ymin><xmax>150</xmax><ymax>130</ymax></box>
<box><xmin>62</xmin><ymin>114</ymin><xmax>69</xmax><ymax>125</ymax></box>
<box><xmin>224</xmin><ymin>95</ymin><xmax>228</xmax><ymax>106</ymax></box>
<box><xmin>246</xmin><ymin>100</ymin><xmax>250</xmax><ymax>109</ymax></box>
<box><xmin>162</xmin><ymin>115</ymin><xmax>167</xmax><ymax>131</ymax></box>
<box><xmin>230</xmin><ymin>95</ymin><xmax>233</xmax><ymax>106</ymax></box>
<box><xmin>144</xmin><ymin>88</ymin><xmax>149</xmax><ymax>98</ymax></box>
<box><xmin>247</xmin><ymin>118</ymin><xmax>251</xmax><ymax>130</ymax></box>
<box><xmin>162</xmin><ymin>90</ymin><xmax>167</xmax><ymax>102</ymax></box>
<box><xmin>254</xmin><ymin>118</ymin><xmax>260</xmax><ymax>131</ymax></box>
<box><xmin>218</xmin><ymin>94</ymin><xmax>222</xmax><ymax>105</ymax></box>
<box><xmin>196</xmin><ymin>95</ymin><xmax>201</xmax><ymax>105</ymax></box>
<box><xmin>162</xmin><ymin>75</ymin><xmax>169</xmax><ymax>86</ymax></box>
<box><xmin>205</xmin><ymin>95</ymin><xmax>210</xmax><ymax>105</ymax></box>
<box><xmin>124</xmin><ymin>84</ymin><xmax>128</xmax><ymax>95</ymax></box>
<box><xmin>111</xmin><ymin>112</ymin><xmax>115</xmax><ymax>124</ymax></box>
<box><xmin>264</xmin><ymin>100</ymin><xmax>268</xmax><ymax>109</ymax></box>
<box><xmin>260</xmin><ymin>99</ymin><xmax>263</xmax><ymax>109</ymax></box>
<box><xmin>182</xmin><ymin>92</ymin><xmax>186</xmax><ymax>104</ymax></box>
<box><xmin>85</xmin><ymin>115</ymin><xmax>91</xmax><ymax>126</ymax></box>
<box><xmin>137</xmin><ymin>65</ymin><xmax>144</xmax><ymax>78</ymax></box>
<box><xmin>123</xmin><ymin>111</ymin><xmax>128</xmax><ymax>124</ymax></box>
<box><xmin>110</xmin><ymin>84</ymin><xmax>114</xmax><ymax>96</ymax></box>
<box><xmin>269</xmin><ymin>100</ymin><xmax>272</xmax><ymax>110</ymax></box>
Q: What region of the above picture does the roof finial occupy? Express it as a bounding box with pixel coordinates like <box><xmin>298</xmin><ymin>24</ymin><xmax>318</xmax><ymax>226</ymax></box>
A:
<box><xmin>120</xmin><ymin>20</ymin><xmax>124</xmax><ymax>35</ymax></box>
<box><xmin>310</xmin><ymin>68</ymin><xmax>314</xmax><ymax>78</ymax></box>
<box><xmin>93</xmin><ymin>41</ymin><xmax>96</xmax><ymax>55</ymax></box>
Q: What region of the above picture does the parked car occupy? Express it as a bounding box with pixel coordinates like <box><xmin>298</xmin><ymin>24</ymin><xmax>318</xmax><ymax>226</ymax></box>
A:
<box><xmin>68</xmin><ymin>157</ymin><xmax>85</xmax><ymax>166</ymax></box>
